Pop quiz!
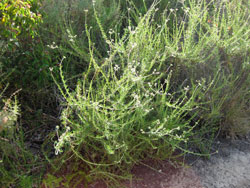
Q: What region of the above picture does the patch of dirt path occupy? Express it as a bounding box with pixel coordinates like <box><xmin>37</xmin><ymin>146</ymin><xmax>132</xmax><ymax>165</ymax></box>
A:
<box><xmin>190</xmin><ymin>136</ymin><xmax>250</xmax><ymax>188</ymax></box>
<box><xmin>89</xmin><ymin>159</ymin><xmax>203</xmax><ymax>188</ymax></box>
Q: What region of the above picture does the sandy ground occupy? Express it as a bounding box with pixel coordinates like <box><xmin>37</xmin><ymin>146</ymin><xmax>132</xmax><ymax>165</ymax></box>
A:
<box><xmin>189</xmin><ymin>135</ymin><xmax>250</xmax><ymax>188</ymax></box>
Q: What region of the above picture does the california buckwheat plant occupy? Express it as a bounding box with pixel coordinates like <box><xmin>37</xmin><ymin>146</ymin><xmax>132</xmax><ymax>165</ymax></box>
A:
<box><xmin>52</xmin><ymin>3</ymin><xmax>205</xmax><ymax>182</ymax></box>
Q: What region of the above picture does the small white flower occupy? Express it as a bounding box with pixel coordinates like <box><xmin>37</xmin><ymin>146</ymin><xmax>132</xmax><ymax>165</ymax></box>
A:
<box><xmin>114</xmin><ymin>64</ymin><xmax>120</xmax><ymax>71</ymax></box>
<box><xmin>131</xmin><ymin>67</ymin><xmax>136</xmax><ymax>74</ymax></box>
<box><xmin>184</xmin><ymin>86</ymin><xmax>190</xmax><ymax>91</ymax></box>
<box><xmin>156</xmin><ymin>119</ymin><xmax>160</xmax><ymax>125</ymax></box>
<box><xmin>131</xmin><ymin>43</ymin><xmax>137</xmax><ymax>49</ymax></box>
<box><xmin>47</xmin><ymin>42</ymin><xmax>59</xmax><ymax>49</ymax></box>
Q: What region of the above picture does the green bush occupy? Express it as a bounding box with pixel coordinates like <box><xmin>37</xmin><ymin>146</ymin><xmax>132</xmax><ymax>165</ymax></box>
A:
<box><xmin>0</xmin><ymin>0</ymin><xmax>44</xmax><ymax>90</ymax></box>
<box><xmin>40</xmin><ymin>0</ymin><xmax>122</xmax><ymax>64</ymax></box>
<box><xmin>0</xmin><ymin>83</ymin><xmax>42</xmax><ymax>188</ymax></box>
<box><xmin>52</xmin><ymin>4</ymin><xmax>208</xmax><ymax>185</ymax></box>
<box><xmin>0</xmin><ymin>64</ymin><xmax>42</xmax><ymax>188</ymax></box>
<box><xmin>0</xmin><ymin>0</ymin><xmax>42</xmax><ymax>39</ymax></box>
<box><xmin>0</xmin><ymin>78</ymin><xmax>19</xmax><ymax>186</ymax></box>
<box><xmin>168</xmin><ymin>0</ymin><xmax>250</xmax><ymax>137</ymax></box>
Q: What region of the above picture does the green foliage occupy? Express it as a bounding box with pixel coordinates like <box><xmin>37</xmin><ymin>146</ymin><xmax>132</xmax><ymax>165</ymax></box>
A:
<box><xmin>42</xmin><ymin>173</ymin><xmax>63</xmax><ymax>188</ymax></box>
<box><xmin>42</xmin><ymin>169</ymin><xmax>90</xmax><ymax>188</ymax></box>
<box><xmin>168</xmin><ymin>0</ymin><xmax>250</xmax><ymax>136</ymax></box>
<box><xmin>40</xmin><ymin>0</ymin><xmax>122</xmax><ymax>64</ymax></box>
<box><xmin>0</xmin><ymin>71</ymin><xmax>43</xmax><ymax>188</ymax></box>
<box><xmin>52</xmin><ymin>4</ymin><xmax>208</xmax><ymax>184</ymax></box>
<box><xmin>0</xmin><ymin>0</ymin><xmax>42</xmax><ymax>39</ymax></box>
<box><xmin>0</xmin><ymin>0</ymin><xmax>45</xmax><ymax>94</ymax></box>
<box><xmin>0</xmin><ymin>120</ymin><xmax>42</xmax><ymax>187</ymax></box>
<box><xmin>0</xmin><ymin>69</ymin><xmax>18</xmax><ymax>134</ymax></box>
<box><xmin>19</xmin><ymin>175</ymin><xmax>33</xmax><ymax>188</ymax></box>
<box><xmin>0</xmin><ymin>89</ymin><xmax>21</xmax><ymax>187</ymax></box>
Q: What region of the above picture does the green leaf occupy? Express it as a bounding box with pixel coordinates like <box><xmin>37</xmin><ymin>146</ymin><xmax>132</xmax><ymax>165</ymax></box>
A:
<box><xmin>104</xmin><ymin>143</ymin><xmax>115</xmax><ymax>155</ymax></box>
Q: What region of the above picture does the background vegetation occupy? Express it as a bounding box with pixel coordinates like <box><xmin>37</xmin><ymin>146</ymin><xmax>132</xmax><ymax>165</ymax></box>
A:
<box><xmin>0</xmin><ymin>0</ymin><xmax>249</xmax><ymax>187</ymax></box>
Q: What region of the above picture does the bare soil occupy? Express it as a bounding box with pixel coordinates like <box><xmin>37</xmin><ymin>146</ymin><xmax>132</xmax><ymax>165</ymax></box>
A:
<box><xmin>189</xmin><ymin>135</ymin><xmax>250</xmax><ymax>188</ymax></box>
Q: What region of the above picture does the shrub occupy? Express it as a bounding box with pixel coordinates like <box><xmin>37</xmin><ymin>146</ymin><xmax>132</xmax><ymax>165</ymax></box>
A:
<box><xmin>52</xmin><ymin>4</ymin><xmax>208</xmax><ymax>185</ymax></box>
<box><xmin>0</xmin><ymin>63</ymin><xmax>42</xmax><ymax>187</ymax></box>
<box><xmin>0</xmin><ymin>78</ymin><xmax>43</xmax><ymax>188</ymax></box>
<box><xmin>40</xmin><ymin>0</ymin><xmax>121</xmax><ymax>64</ymax></box>
<box><xmin>0</xmin><ymin>77</ymin><xmax>19</xmax><ymax>186</ymax></box>
<box><xmin>169</xmin><ymin>0</ymin><xmax>250</xmax><ymax>137</ymax></box>
<box><xmin>0</xmin><ymin>0</ymin><xmax>43</xmax><ymax>85</ymax></box>
<box><xmin>0</xmin><ymin>0</ymin><xmax>42</xmax><ymax>39</ymax></box>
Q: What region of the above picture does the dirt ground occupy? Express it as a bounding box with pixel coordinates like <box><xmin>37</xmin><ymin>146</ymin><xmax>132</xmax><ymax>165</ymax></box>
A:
<box><xmin>190</xmin><ymin>135</ymin><xmax>250</xmax><ymax>188</ymax></box>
